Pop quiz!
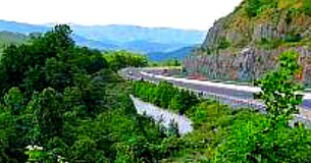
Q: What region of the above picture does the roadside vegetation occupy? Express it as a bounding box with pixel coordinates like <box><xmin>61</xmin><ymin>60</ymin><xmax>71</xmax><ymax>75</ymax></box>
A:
<box><xmin>149</xmin><ymin>59</ymin><xmax>181</xmax><ymax>67</ymax></box>
<box><xmin>132</xmin><ymin>51</ymin><xmax>311</xmax><ymax>162</ymax></box>
<box><xmin>103</xmin><ymin>50</ymin><xmax>148</xmax><ymax>71</ymax></box>
<box><xmin>133</xmin><ymin>81</ymin><xmax>199</xmax><ymax>114</ymax></box>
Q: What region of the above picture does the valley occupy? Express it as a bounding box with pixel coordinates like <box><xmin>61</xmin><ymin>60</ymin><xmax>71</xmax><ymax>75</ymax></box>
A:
<box><xmin>0</xmin><ymin>20</ymin><xmax>205</xmax><ymax>61</ymax></box>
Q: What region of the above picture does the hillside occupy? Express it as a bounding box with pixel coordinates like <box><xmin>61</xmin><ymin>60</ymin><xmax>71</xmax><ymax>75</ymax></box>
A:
<box><xmin>0</xmin><ymin>31</ymin><xmax>28</xmax><ymax>46</ymax></box>
<box><xmin>148</xmin><ymin>46</ymin><xmax>196</xmax><ymax>61</ymax></box>
<box><xmin>0</xmin><ymin>20</ymin><xmax>205</xmax><ymax>59</ymax></box>
<box><xmin>72</xmin><ymin>34</ymin><xmax>119</xmax><ymax>50</ymax></box>
<box><xmin>0</xmin><ymin>20</ymin><xmax>47</xmax><ymax>34</ymax></box>
<box><xmin>184</xmin><ymin>0</ymin><xmax>311</xmax><ymax>85</ymax></box>
<box><xmin>0</xmin><ymin>31</ymin><xmax>29</xmax><ymax>56</ymax></box>
<box><xmin>71</xmin><ymin>24</ymin><xmax>205</xmax><ymax>45</ymax></box>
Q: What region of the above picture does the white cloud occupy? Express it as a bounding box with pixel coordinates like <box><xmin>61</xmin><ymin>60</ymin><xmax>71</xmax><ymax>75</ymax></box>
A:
<box><xmin>0</xmin><ymin>0</ymin><xmax>242</xmax><ymax>30</ymax></box>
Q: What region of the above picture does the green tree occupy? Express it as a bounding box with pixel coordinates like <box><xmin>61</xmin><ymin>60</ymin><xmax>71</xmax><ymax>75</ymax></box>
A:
<box><xmin>3</xmin><ymin>87</ymin><xmax>24</xmax><ymax>115</ymax></box>
<box><xmin>303</xmin><ymin>0</ymin><xmax>311</xmax><ymax>16</ymax></box>
<box><xmin>169</xmin><ymin>93</ymin><xmax>183</xmax><ymax>112</ymax></box>
<box><xmin>104</xmin><ymin>50</ymin><xmax>148</xmax><ymax>71</ymax></box>
<box><xmin>0</xmin><ymin>105</ymin><xmax>16</xmax><ymax>162</ymax></box>
<box><xmin>35</xmin><ymin>88</ymin><xmax>63</xmax><ymax>143</ymax></box>
<box><xmin>216</xmin><ymin>113</ymin><xmax>311</xmax><ymax>162</ymax></box>
<box><xmin>255</xmin><ymin>51</ymin><xmax>303</xmax><ymax>124</ymax></box>
<box><xmin>245</xmin><ymin>0</ymin><xmax>261</xmax><ymax>17</ymax></box>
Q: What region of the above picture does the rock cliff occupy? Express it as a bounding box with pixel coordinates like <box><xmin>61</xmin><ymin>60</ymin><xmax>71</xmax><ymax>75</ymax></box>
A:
<box><xmin>184</xmin><ymin>0</ymin><xmax>311</xmax><ymax>85</ymax></box>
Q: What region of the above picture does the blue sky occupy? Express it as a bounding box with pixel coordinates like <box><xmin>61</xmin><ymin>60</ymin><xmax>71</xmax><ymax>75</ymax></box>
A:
<box><xmin>0</xmin><ymin>0</ymin><xmax>242</xmax><ymax>30</ymax></box>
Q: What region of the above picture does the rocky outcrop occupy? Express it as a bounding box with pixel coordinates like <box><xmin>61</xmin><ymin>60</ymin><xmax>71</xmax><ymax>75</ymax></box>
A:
<box><xmin>184</xmin><ymin>47</ymin><xmax>311</xmax><ymax>85</ymax></box>
<box><xmin>185</xmin><ymin>0</ymin><xmax>311</xmax><ymax>85</ymax></box>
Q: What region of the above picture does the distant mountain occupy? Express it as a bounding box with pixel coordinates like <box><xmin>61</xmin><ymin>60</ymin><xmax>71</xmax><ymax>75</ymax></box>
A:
<box><xmin>72</xmin><ymin>34</ymin><xmax>119</xmax><ymax>50</ymax></box>
<box><xmin>0</xmin><ymin>31</ymin><xmax>28</xmax><ymax>47</ymax></box>
<box><xmin>0</xmin><ymin>20</ymin><xmax>206</xmax><ymax>60</ymax></box>
<box><xmin>71</xmin><ymin>24</ymin><xmax>206</xmax><ymax>45</ymax></box>
<box><xmin>0</xmin><ymin>20</ymin><xmax>47</xmax><ymax>34</ymax></box>
<box><xmin>71</xmin><ymin>24</ymin><xmax>206</xmax><ymax>54</ymax></box>
<box><xmin>147</xmin><ymin>46</ymin><xmax>196</xmax><ymax>61</ymax></box>
<box><xmin>121</xmin><ymin>40</ymin><xmax>187</xmax><ymax>53</ymax></box>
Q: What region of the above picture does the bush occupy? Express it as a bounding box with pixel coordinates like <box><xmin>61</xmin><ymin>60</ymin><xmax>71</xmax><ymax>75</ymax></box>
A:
<box><xmin>104</xmin><ymin>50</ymin><xmax>148</xmax><ymax>71</ymax></box>
<box><xmin>284</xmin><ymin>32</ymin><xmax>302</xmax><ymax>42</ymax></box>
<box><xmin>245</xmin><ymin>0</ymin><xmax>262</xmax><ymax>17</ymax></box>
<box><xmin>303</xmin><ymin>0</ymin><xmax>311</xmax><ymax>16</ymax></box>
<box><xmin>215</xmin><ymin>114</ymin><xmax>311</xmax><ymax>162</ymax></box>
<box><xmin>217</xmin><ymin>37</ymin><xmax>231</xmax><ymax>50</ymax></box>
<box><xmin>257</xmin><ymin>38</ymin><xmax>282</xmax><ymax>49</ymax></box>
<box><xmin>133</xmin><ymin>81</ymin><xmax>199</xmax><ymax>114</ymax></box>
<box><xmin>255</xmin><ymin>51</ymin><xmax>303</xmax><ymax>123</ymax></box>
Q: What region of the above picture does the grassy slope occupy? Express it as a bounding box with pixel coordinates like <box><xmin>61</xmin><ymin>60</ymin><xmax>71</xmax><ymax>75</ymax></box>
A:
<box><xmin>0</xmin><ymin>31</ymin><xmax>28</xmax><ymax>47</ymax></box>
<box><xmin>0</xmin><ymin>31</ymin><xmax>28</xmax><ymax>58</ymax></box>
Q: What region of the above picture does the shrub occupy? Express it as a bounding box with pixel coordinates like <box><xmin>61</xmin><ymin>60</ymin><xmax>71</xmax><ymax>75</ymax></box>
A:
<box><xmin>284</xmin><ymin>32</ymin><xmax>302</xmax><ymax>43</ymax></box>
<box><xmin>133</xmin><ymin>81</ymin><xmax>199</xmax><ymax>114</ymax></box>
<box><xmin>303</xmin><ymin>0</ymin><xmax>311</xmax><ymax>16</ymax></box>
<box><xmin>245</xmin><ymin>0</ymin><xmax>262</xmax><ymax>17</ymax></box>
<box><xmin>217</xmin><ymin>37</ymin><xmax>231</xmax><ymax>50</ymax></box>
<box><xmin>215</xmin><ymin>114</ymin><xmax>311</xmax><ymax>162</ymax></box>
<box><xmin>255</xmin><ymin>51</ymin><xmax>303</xmax><ymax>123</ymax></box>
<box><xmin>257</xmin><ymin>38</ymin><xmax>282</xmax><ymax>49</ymax></box>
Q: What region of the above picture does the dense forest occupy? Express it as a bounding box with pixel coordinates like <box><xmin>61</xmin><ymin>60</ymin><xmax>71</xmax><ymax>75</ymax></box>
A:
<box><xmin>0</xmin><ymin>25</ymin><xmax>311</xmax><ymax>162</ymax></box>
<box><xmin>0</xmin><ymin>25</ymin><xmax>175</xmax><ymax>162</ymax></box>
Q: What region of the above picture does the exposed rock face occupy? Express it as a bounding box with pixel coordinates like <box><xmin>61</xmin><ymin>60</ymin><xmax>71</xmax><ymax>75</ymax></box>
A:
<box><xmin>252</xmin><ymin>23</ymin><xmax>279</xmax><ymax>41</ymax></box>
<box><xmin>184</xmin><ymin>47</ymin><xmax>311</xmax><ymax>85</ymax></box>
<box><xmin>185</xmin><ymin>0</ymin><xmax>311</xmax><ymax>85</ymax></box>
<box><xmin>202</xmin><ymin>18</ymin><xmax>227</xmax><ymax>49</ymax></box>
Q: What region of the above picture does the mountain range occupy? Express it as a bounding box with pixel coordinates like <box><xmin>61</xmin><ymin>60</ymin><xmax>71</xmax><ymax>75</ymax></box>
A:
<box><xmin>148</xmin><ymin>46</ymin><xmax>197</xmax><ymax>61</ymax></box>
<box><xmin>0</xmin><ymin>31</ymin><xmax>29</xmax><ymax>47</ymax></box>
<box><xmin>0</xmin><ymin>20</ymin><xmax>206</xmax><ymax>61</ymax></box>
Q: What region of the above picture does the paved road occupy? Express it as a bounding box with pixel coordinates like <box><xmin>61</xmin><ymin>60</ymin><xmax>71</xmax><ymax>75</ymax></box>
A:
<box><xmin>120</xmin><ymin>68</ymin><xmax>311</xmax><ymax>119</ymax></box>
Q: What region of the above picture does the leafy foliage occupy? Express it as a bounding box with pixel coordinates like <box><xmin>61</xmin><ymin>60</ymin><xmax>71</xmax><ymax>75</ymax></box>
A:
<box><xmin>215</xmin><ymin>113</ymin><xmax>311</xmax><ymax>162</ymax></box>
<box><xmin>217</xmin><ymin>37</ymin><xmax>231</xmax><ymax>50</ymax></box>
<box><xmin>103</xmin><ymin>50</ymin><xmax>148</xmax><ymax>71</ymax></box>
<box><xmin>245</xmin><ymin>0</ymin><xmax>262</xmax><ymax>17</ymax></box>
<box><xmin>211</xmin><ymin>51</ymin><xmax>310</xmax><ymax>162</ymax></box>
<box><xmin>0</xmin><ymin>25</ymin><xmax>175</xmax><ymax>162</ymax></box>
<box><xmin>149</xmin><ymin>59</ymin><xmax>181</xmax><ymax>67</ymax></box>
<box><xmin>255</xmin><ymin>51</ymin><xmax>303</xmax><ymax>123</ymax></box>
<box><xmin>245</xmin><ymin>0</ymin><xmax>278</xmax><ymax>17</ymax></box>
<box><xmin>133</xmin><ymin>81</ymin><xmax>199</xmax><ymax>114</ymax></box>
<box><xmin>303</xmin><ymin>0</ymin><xmax>311</xmax><ymax>15</ymax></box>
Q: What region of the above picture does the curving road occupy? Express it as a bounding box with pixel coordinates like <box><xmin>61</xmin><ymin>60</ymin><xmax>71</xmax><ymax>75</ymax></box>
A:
<box><xmin>120</xmin><ymin>67</ymin><xmax>311</xmax><ymax>120</ymax></box>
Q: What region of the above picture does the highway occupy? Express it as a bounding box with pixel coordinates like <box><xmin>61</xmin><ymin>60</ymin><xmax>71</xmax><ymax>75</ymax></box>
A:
<box><xmin>120</xmin><ymin>67</ymin><xmax>311</xmax><ymax>120</ymax></box>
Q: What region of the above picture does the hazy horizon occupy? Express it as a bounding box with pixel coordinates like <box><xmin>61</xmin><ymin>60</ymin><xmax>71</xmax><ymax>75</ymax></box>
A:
<box><xmin>0</xmin><ymin>0</ymin><xmax>242</xmax><ymax>30</ymax></box>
